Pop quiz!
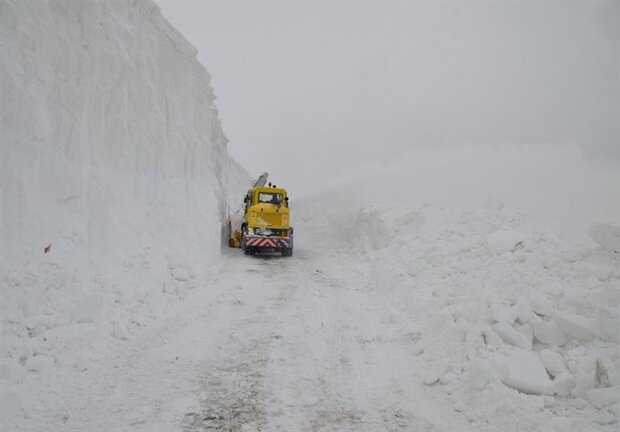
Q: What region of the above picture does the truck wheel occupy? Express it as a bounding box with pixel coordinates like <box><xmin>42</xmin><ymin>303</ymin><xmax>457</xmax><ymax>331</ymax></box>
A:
<box><xmin>241</xmin><ymin>231</ymin><xmax>250</xmax><ymax>255</ymax></box>
<box><xmin>281</xmin><ymin>248</ymin><xmax>293</xmax><ymax>257</ymax></box>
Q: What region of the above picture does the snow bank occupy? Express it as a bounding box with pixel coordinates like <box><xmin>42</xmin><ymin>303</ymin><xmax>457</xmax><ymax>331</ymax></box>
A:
<box><xmin>0</xmin><ymin>1</ymin><xmax>249</xmax><ymax>429</ymax></box>
<box><xmin>335</xmin><ymin>205</ymin><xmax>620</xmax><ymax>429</ymax></box>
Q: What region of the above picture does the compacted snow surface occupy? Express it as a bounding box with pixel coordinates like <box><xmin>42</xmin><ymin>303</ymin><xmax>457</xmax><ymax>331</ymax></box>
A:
<box><xmin>2</xmin><ymin>1</ymin><xmax>620</xmax><ymax>431</ymax></box>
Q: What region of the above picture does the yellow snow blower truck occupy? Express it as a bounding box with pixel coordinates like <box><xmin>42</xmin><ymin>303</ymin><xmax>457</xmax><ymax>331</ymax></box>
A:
<box><xmin>228</xmin><ymin>173</ymin><xmax>293</xmax><ymax>256</ymax></box>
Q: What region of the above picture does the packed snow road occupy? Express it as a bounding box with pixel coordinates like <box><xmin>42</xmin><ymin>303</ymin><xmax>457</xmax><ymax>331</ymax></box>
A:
<box><xmin>64</xmin><ymin>225</ymin><xmax>463</xmax><ymax>431</ymax></box>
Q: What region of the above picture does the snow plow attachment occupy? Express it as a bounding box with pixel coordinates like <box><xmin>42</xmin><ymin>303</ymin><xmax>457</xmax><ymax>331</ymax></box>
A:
<box><xmin>228</xmin><ymin>219</ymin><xmax>242</xmax><ymax>248</ymax></box>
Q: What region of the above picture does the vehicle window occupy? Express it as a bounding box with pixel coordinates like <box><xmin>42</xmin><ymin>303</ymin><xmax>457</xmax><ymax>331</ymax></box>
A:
<box><xmin>258</xmin><ymin>193</ymin><xmax>283</xmax><ymax>203</ymax></box>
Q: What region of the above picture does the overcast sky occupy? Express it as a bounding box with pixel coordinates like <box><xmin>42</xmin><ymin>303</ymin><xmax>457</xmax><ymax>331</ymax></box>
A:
<box><xmin>157</xmin><ymin>0</ymin><xmax>619</xmax><ymax>196</ymax></box>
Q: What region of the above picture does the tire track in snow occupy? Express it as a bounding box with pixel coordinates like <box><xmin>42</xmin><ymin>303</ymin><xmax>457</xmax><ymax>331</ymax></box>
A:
<box><xmin>182</xmin><ymin>253</ymin><xmax>299</xmax><ymax>431</ymax></box>
<box><xmin>183</xmin><ymin>337</ymin><xmax>269</xmax><ymax>431</ymax></box>
<box><xmin>309</xmin><ymin>266</ymin><xmax>363</xmax><ymax>431</ymax></box>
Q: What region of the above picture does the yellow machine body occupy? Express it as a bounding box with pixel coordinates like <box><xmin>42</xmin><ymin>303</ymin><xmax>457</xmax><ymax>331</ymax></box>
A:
<box><xmin>229</xmin><ymin>184</ymin><xmax>293</xmax><ymax>256</ymax></box>
<box><xmin>245</xmin><ymin>187</ymin><xmax>290</xmax><ymax>231</ymax></box>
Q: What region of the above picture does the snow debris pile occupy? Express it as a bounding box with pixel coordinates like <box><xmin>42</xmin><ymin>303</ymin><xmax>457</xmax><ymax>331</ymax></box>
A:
<box><xmin>0</xmin><ymin>1</ymin><xmax>248</xmax><ymax>429</ymax></box>
<box><xmin>346</xmin><ymin>206</ymin><xmax>620</xmax><ymax>430</ymax></box>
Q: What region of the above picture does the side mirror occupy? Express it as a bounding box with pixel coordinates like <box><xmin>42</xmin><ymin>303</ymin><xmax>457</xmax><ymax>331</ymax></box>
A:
<box><xmin>285</xmin><ymin>196</ymin><xmax>289</xmax><ymax>201</ymax></box>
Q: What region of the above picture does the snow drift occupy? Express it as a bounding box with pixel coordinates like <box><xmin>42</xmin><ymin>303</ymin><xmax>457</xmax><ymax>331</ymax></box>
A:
<box><xmin>1</xmin><ymin>1</ymin><xmax>248</xmax><ymax>428</ymax></box>
<box><xmin>309</xmin><ymin>204</ymin><xmax>620</xmax><ymax>429</ymax></box>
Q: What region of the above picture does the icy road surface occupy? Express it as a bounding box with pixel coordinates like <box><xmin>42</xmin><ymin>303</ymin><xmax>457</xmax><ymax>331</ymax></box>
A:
<box><xmin>66</xmin><ymin>232</ymin><xmax>463</xmax><ymax>431</ymax></box>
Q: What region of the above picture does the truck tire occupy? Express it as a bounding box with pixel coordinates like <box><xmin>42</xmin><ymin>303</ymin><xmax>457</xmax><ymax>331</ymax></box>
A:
<box><xmin>241</xmin><ymin>224</ymin><xmax>250</xmax><ymax>255</ymax></box>
<box><xmin>281</xmin><ymin>248</ymin><xmax>292</xmax><ymax>257</ymax></box>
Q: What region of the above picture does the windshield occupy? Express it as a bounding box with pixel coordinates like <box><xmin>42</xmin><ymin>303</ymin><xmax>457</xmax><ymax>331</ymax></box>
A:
<box><xmin>258</xmin><ymin>192</ymin><xmax>283</xmax><ymax>204</ymax></box>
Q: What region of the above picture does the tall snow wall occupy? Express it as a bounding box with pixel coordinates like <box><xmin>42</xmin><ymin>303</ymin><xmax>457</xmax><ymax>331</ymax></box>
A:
<box><xmin>1</xmin><ymin>0</ymin><xmax>249</xmax><ymax>326</ymax></box>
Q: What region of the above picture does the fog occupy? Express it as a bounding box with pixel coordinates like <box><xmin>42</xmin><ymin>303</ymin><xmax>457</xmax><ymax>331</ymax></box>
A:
<box><xmin>157</xmin><ymin>0</ymin><xmax>619</xmax><ymax>238</ymax></box>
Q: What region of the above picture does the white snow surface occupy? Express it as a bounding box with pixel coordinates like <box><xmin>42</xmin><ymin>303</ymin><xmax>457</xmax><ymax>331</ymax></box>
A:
<box><xmin>5</xmin><ymin>202</ymin><xmax>619</xmax><ymax>431</ymax></box>
<box><xmin>2</xmin><ymin>1</ymin><xmax>620</xmax><ymax>431</ymax></box>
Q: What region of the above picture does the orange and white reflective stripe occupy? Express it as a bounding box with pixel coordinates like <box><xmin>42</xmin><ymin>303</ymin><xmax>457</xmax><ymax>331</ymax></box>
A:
<box><xmin>246</xmin><ymin>237</ymin><xmax>290</xmax><ymax>248</ymax></box>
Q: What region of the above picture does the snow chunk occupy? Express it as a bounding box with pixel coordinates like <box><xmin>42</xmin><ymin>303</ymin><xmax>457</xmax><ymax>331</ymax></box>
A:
<box><xmin>553</xmin><ymin>374</ymin><xmax>577</xmax><ymax>397</ymax></box>
<box><xmin>516</xmin><ymin>298</ymin><xmax>538</xmax><ymax>324</ymax></box>
<box><xmin>555</xmin><ymin>312</ymin><xmax>596</xmax><ymax>341</ymax></box>
<box><xmin>540</xmin><ymin>349</ymin><xmax>567</xmax><ymax>378</ymax></box>
<box><xmin>516</xmin><ymin>324</ymin><xmax>534</xmax><ymax>349</ymax></box>
<box><xmin>530</xmin><ymin>294</ymin><xmax>555</xmax><ymax>317</ymax></box>
<box><xmin>493</xmin><ymin>349</ymin><xmax>553</xmax><ymax>395</ymax></box>
<box><xmin>570</xmin><ymin>355</ymin><xmax>598</xmax><ymax>398</ymax></box>
<box><xmin>493</xmin><ymin>322</ymin><xmax>532</xmax><ymax>350</ymax></box>
<box><xmin>482</xmin><ymin>327</ymin><xmax>504</xmax><ymax>349</ymax></box>
<box><xmin>587</xmin><ymin>385</ymin><xmax>620</xmax><ymax>409</ymax></box>
<box><xmin>486</xmin><ymin>230</ymin><xmax>523</xmax><ymax>254</ymax></box>
<box><xmin>589</xmin><ymin>222</ymin><xmax>620</xmax><ymax>253</ymax></box>
<box><xmin>533</xmin><ymin>321</ymin><xmax>568</xmax><ymax>346</ymax></box>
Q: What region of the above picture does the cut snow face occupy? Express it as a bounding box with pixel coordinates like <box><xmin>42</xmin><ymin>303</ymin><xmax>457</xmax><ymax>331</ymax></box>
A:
<box><xmin>1</xmin><ymin>1</ymin><xmax>250</xmax><ymax>430</ymax></box>
<box><xmin>1</xmin><ymin>0</ymin><xmax>250</xmax><ymax>329</ymax></box>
